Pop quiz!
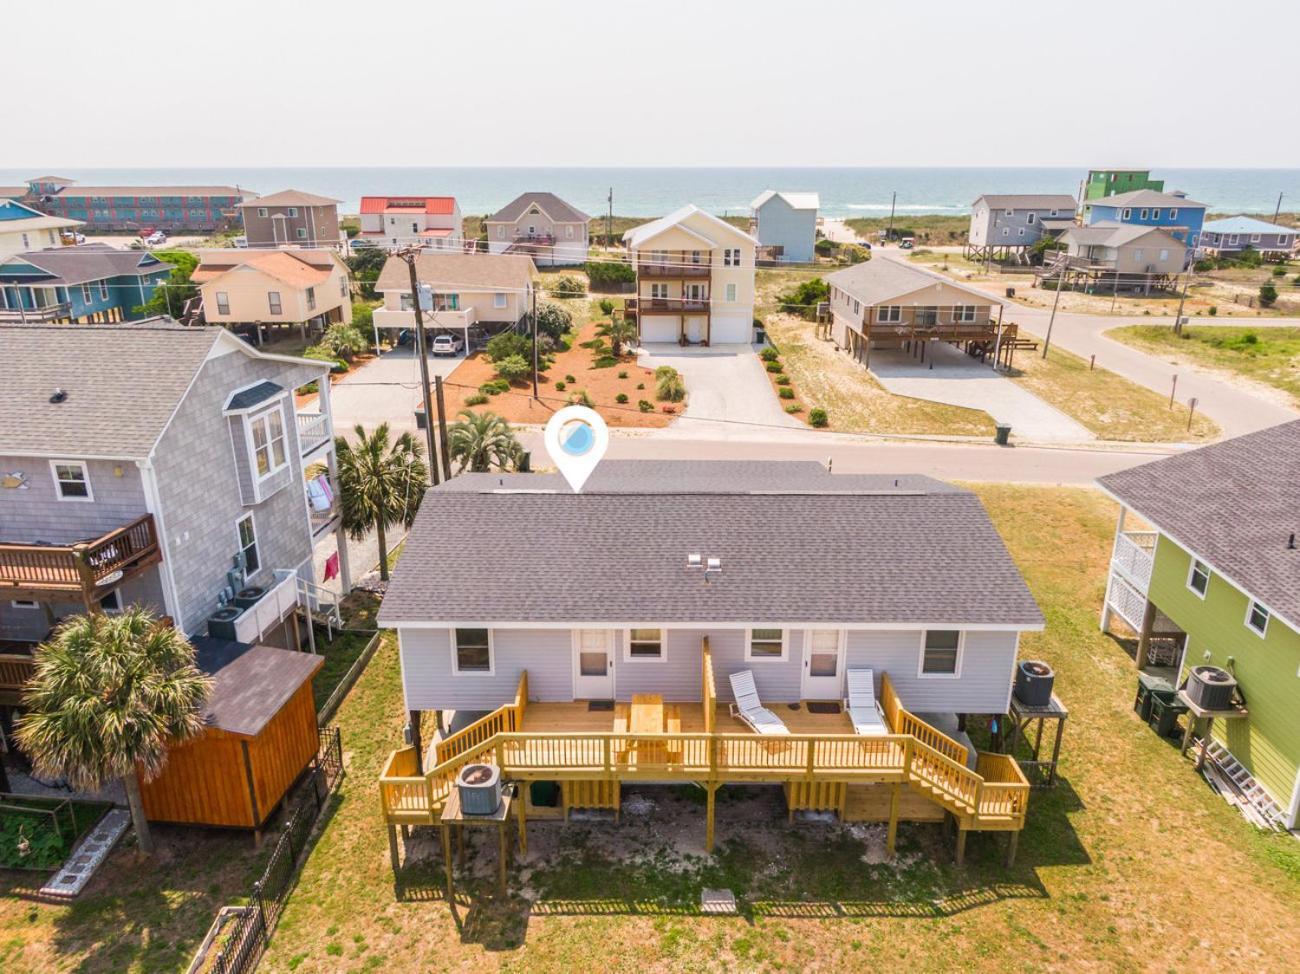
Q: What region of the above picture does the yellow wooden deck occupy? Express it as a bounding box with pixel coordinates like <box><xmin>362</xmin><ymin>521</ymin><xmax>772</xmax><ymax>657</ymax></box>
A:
<box><xmin>379</xmin><ymin>641</ymin><xmax>1030</xmax><ymax>865</ymax></box>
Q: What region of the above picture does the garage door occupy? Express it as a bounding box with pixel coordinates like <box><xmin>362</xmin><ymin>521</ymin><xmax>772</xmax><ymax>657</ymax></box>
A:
<box><xmin>710</xmin><ymin>313</ymin><xmax>752</xmax><ymax>344</ymax></box>
<box><xmin>640</xmin><ymin>316</ymin><xmax>679</xmax><ymax>343</ymax></box>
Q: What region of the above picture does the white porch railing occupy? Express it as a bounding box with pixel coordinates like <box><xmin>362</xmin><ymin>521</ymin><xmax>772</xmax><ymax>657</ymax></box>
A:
<box><xmin>1111</xmin><ymin>531</ymin><xmax>1156</xmax><ymax>592</ymax></box>
<box><xmin>296</xmin><ymin>411</ymin><xmax>331</xmax><ymax>456</ymax></box>
<box><xmin>296</xmin><ymin>576</ymin><xmax>342</xmax><ymax>639</ymax></box>
<box><xmin>372</xmin><ymin>306</ymin><xmax>478</xmax><ymax>330</ymax></box>
<box><xmin>1106</xmin><ymin>572</ymin><xmax>1150</xmax><ymax>632</ymax></box>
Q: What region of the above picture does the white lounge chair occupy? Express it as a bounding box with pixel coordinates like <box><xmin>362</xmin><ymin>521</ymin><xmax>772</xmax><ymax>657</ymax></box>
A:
<box><xmin>844</xmin><ymin>668</ymin><xmax>889</xmax><ymax>736</ymax></box>
<box><xmin>728</xmin><ymin>670</ymin><xmax>789</xmax><ymax>735</ymax></box>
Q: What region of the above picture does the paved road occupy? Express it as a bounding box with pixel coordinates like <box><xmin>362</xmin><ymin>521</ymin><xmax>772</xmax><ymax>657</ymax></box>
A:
<box><xmin>329</xmin><ymin>345</ymin><xmax>463</xmax><ymax>435</ymax></box>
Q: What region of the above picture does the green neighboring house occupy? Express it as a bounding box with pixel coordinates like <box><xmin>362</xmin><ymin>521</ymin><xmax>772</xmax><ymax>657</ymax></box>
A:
<box><xmin>1083</xmin><ymin>169</ymin><xmax>1165</xmax><ymax>201</ymax></box>
<box><xmin>1098</xmin><ymin>420</ymin><xmax>1300</xmax><ymax>828</ymax></box>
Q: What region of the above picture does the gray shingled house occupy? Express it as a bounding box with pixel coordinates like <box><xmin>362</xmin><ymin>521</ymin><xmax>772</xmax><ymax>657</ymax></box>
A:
<box><xmin>0</xmin><ymin>321</ymin><xmax>350</xmax><ymax>680</ymax></box>
<box><xmin>376</xmin><ymin>460</ymin><xmax>1044</xmax><ymax>853</ymax></box>
<box><xmin>966</xmin><ymin>194</ymin><xmax>1079</xmax><ymax>263</ymax></box>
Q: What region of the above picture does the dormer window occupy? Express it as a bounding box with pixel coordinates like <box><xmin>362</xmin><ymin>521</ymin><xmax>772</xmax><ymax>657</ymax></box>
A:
<box><xmin>249</xmin><ymin>405</ymin><xmax>288</xmax><ymax>478</ymax></box>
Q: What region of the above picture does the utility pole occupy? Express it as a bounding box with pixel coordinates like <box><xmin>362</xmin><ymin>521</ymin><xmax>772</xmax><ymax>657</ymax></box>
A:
<box><xmin>1173</xmin><ymin>271</ymin><xmax>1190</xmax><ymax>335</ymax></box>
<box><xmin>887</xmin><ymin>191</ymin><xmax>897</xmax><ymax>243</ymax></box>
<box><xmin>1274</xmin><ymin>192</ymin><xmax>1284</xmax><ymax>225</ymax></box>
<box><xmin>530</xmin><ymin>284</ymin><xmax>539</xmax><ymax>399</ymax></box>
<box><xmin>1042</xmin><ymin>274</ymin><xmax>1064</xmax><ymax>359</ymax></box>
<box><xmin>397</xmin><ymin>248</ymin><xmax>440</xmax><ymax>486</ymax></box>
<box><xmin>606</xmin><ymin>187</ymin><xmax>613</xmax><ymax>249</ymax></box>
<box><xmin>434</xmin><ymin>375</ymin><xmax>452</xmax><ymax>481</ymax></box>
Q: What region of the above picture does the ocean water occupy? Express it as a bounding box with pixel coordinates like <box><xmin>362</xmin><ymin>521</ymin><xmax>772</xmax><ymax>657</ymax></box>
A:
<box><xmin>2</xmin><ymin>167</ymin><xmax>1296</xmax><ymax>219</ymax></box>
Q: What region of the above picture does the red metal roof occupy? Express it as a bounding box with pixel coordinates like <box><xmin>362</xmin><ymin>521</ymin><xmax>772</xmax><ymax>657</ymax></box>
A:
<box><xmin>359</xmin><ymin>195</ymin><xmax>457</xmax><ymax>215</ymax></box>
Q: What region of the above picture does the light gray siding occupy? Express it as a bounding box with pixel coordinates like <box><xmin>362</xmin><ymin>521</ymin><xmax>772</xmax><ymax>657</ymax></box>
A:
<box><xmin>398</xmin><ymin>626</ymin><xmax>574</xmax><ymax>711</ymax></box>
<box><xmin>0</xmin><ymin>570</ymin><xmax>165</xmax><ymax>640</ymax></box>
<box><xmin>845</xmin><ymin>629</ymin><xmax>1017</xmax><ymax>713</ymax></box>
<box><xmin>152</xmin><ymin>349</ymin><xmax>321</xmax><ymax>635</ymax></box>
<box><xmin>710</xmin><ymin>628</ymin><xmax>804</xmax><ymax>703</ymax></box>
<box><xmin>615</xmin><ymin>628</ymin><xmax>700</xmax><ymax>701</ymax></box>
<box><xmin>0</xmin><ymin>454</ymin><xmax>149</xmax><ymax>545</ymax></box>
<box><xmin>969</xmin><ymin>206</ymin><xmax>1064</xmax><ymax>248</ymax></box>
<box><xmin>753</xmin><ymin>197</ymin><xmax>816</xmax><ymax>263</ymax></box>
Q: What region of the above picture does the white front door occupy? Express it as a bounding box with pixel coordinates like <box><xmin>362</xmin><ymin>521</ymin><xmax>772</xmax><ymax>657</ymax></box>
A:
<box><xmin>686</xmin><ymin>317</ymin><xmax>704</xmax><ymax>343</ymax></box>
<box><xmin>573</xmin><ymin>629</ymin><xmax>614</xmax><ymax>699</ymax></box>
<box><xmin>801</xmin><ymin>629</ymin><xmax>844</xmax><ymax>700</ymax></box>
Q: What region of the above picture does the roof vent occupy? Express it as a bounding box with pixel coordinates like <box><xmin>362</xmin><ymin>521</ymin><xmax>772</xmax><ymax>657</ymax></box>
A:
<box><xmin>49</xmin><ymin>388</ymin><xmax>67</xmax><ymax>404</ymax></box>
<box><xmin>705</xmin><ymin>556</ymin><xmax>722</xmax><ymax>575</ymax></box>
<box><xmin>687</xmin><ymin>553</ymin><xmax>702</xmax><ymax>569</ymax></box>
<box><xmin>1289</xmin><ymin>532</ymin><xmax>1296</xmax><ymax>551</ymax></box>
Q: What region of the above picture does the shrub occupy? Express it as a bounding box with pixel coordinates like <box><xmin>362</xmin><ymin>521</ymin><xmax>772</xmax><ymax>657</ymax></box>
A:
<box><xmin>814</xmin><ymin>238</ymin><xmax>836</xmax><ymax>257</ymax></box>
<box><xmin>765</xmin><ymin>361</ymin><xmax>782</xmax><ymax>373</ymax></box>
<box><xmin>478</xmin><ymin>382</ymin><xmax>499</xmax><ymax>396</ymax></box>
<box><xmin>1208</xmin><ymin>306</ymin><xmax>1218</xmax><ymax>316</ymax></box>
<box><xmin>303</xmin><ymin>345</ymin><xmax>348</xmax><ymax>373</ymax></box>
<box><xmin>570</xmin><ymin>389</ymin><xmax>594</xmax><ymax>407</ymax></box>
<box><xmin>565</xmin><ymin>374</ymin><xmax>576</xmax><ymax>384</ymax></box>
<box><xmin>638</xmin><ymin>399</ymin><xmax>654</xmax><ymax>412</ymax></box>
<box><xmin>593</xmin><ymin>355</ymin><xmax>618</xmax><ymax>369</ymax></box>
<box><xmin>776</xmin><ymin>278</ymin><xmax>829</xmax><ymax>319</ymax></box>
<box><xmin>535</xmin><ymin>302</ymin><xmax>574</xmax><ymax>342</ymax></box>
<box><xmin>555</xmin><ymin>381</ymin><xmax>566</xmax><ymax>391</ymax></box>
<box><xmin>350</xmin><ymin>302</ymin><xmax>375</xmax><ymax>331</ymax></box>
<box><xmin>585</xmin><ymin>260</ymin><xmax>636</xmax><ymax>289</ymax></box>
<box><xmin>784</xmin><ymin>403</ymin><xmax>803</xmax><ymax>413</ymax></box>
<box><xmin>775</xmin><ymin>374</ymin><xmax>790</xmax><ymax>385</ymax></box>
<box><xmin>464</xmin><ymin>392</ymin><xmax>489</xmax><ymax>406</ymax></box>
<box><xmin>654</xmin><ymin>365</ymin><xmax>677</xmax><ymax>379</ymax></box>
<box><xmin>1259</xmin><ymin>282</ymin><xmax>1278</xmax><ymax>307</ymax></box>
<box><xmin>599</xmin><ymin>298</ymin><xmax>616</xmax><ymax>316</ymax></box>
<box><xmin>843</xmin><ymin>245</ymin><xmax>870</xmax><ymax>264</ymax></box>
<box><xmin>809</xmin><ymin>408</ymin><xmax>829</xmax><ymax>428</ymax></box>
<box><xmin>491</xmin><ymin>378</ymin><xmax>511</xmax><ymax>393</ymax></box>
<box><xmin>615</xmin><ymin>393</ymin><xmax>628</xmax><ymax>404</ymax></box>
<box><xmin>1193</xmin><ymin>258</ymin><xmax>1216</xmax><ymax>272</ymax></box>
<box><xmin>760</xmin><ymin>347</ymin><xmax>781</xmax><ymax>362</ymax></box>
<box><xmin>1272</xmin><ymin>265</ymin><xmax>1287</xmax><ymax>277</ymax></box>
<box><xmin>494</xmin><ymin>354</ymin><xmax>532</xmax><ymax>384</ymax></box>
<box><xmin>656</xmin><ymin>369</ymin><xmax>686</xmax><ymax>402</ymax></box>
<box><xmin>318</xmin><ymin>322</ymin><xmax>369</xmax><ymax>361</ymax></box>
<box><xmin>779</xmin><ymin>386</ymin><xmax>795</xmax><ymax>399</ymax></box>
<box><xmin>552</xmin><ymin>275</ymin><xmax>586</xmax><ymax>298</ymax></box>
<box><xmin>617</xmin><ymin>370</ymin><xmax>628</xmax><ymax>378</ymax></box>
<box><xmin>636</xmin><ymin>382</ymin><xmax>645</xmax><ymax>390</ymax></box>
<box><xmin>486</xmin><ymin>332</ymin><xmax>532</xmax><ymax>362</ymax></box>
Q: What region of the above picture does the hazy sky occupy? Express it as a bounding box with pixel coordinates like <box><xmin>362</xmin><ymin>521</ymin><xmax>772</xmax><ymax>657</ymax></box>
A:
<box><xmin>5</xmin><ymin>0</ymin><xmax>1296</xmax><ymax>168</ymax></box>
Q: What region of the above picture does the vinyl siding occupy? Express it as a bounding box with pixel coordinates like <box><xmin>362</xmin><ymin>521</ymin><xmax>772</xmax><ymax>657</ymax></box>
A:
<box><xmin>845</xmin><ymin>629</ymin><xmax>1018</xmax><ymax>713</ymax></box>
<box><xmin>0</xmin><ymin>569</ymin><xmax>164</xmax><ymax>640</ymax></box>
<box><xmin>753</xmin><ymin>197</ymin><xmax>816</xmax><ymax>263</ymax></box>
<box><xmin>1148</xmin><ymin>535</ymin><xmax>1300</xmax><ymax>809</ymax></box>
<box><xmin>0</xmin><ymin>454</ymin><xmax>149</xmax><ymax>544</ymax></box>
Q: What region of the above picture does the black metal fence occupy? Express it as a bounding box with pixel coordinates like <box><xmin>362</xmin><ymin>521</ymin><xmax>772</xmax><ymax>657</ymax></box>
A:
<box><xmin>208</xmin><ymin>726</ymin><xmax>343</xmax><ymax>974</ymax></box>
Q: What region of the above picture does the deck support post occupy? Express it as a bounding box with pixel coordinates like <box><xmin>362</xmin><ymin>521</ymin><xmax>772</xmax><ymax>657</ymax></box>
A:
<box><xmin>886</xmin><ymin>782</ymin><xmax>901</xmax><ymax>857</ymax></box>
<box><xmin>517</xmin><ymin>784</ymin><xmax>527</xmax><ymax>857</ymax></box>
<box><xmin>705</xmin><ymin>783</ymin><xmax>720</xmax><ymax>853</ymax></box>
<box><xmin>955</xmin><ymin>826</ymin><xmax>968</xmax><ymax>867</ymax></box>
<box><xmin>387</xmin><ymin>822</ymin><xmax>400</xmax><ymax>874</ymax></box>
<box><xmin>409</xmin><ymin>710</ymin><xmax>423</xmax><ymax>773</ymax></box>
<box><xmin>1005</xmin><ymin>830</ymin><xmax>1019</xmax><ymax>868</ymax></box>
<box><xmin>1136</xmin><ymin>600</ymin><xmax>1157</xmax><ymax>671</ymax></box>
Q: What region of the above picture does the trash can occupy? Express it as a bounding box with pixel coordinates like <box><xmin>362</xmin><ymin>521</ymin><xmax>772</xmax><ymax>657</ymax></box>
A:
<box><xmin>1149</xmin><ymin>693</ymin><xmax>1187</xmax><ymax>739</ymax></box>
<box><xmin>1005</xmin><ymin>286</ymin><xmax>1016</xmax><ymax>298</ymax></box>
<box><xmin>995</xmin><ymin>424</ymin><xmax>1012</xmax><ymax>446</ymax></box>
<box><xmin>414</xmin><ymin>407</ymin><xmax>427</xmax><ymax>430</ymax></box>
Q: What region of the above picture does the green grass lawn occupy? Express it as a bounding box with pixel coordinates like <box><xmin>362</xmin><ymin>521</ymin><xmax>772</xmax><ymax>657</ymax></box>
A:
<box><xmin>252</xmin><ymin>486</ymin><xmax>1300</xmax><ymax>973</ymax></box>
<box><xmin>1109</xmin><ymin>324</ymin><xmax>1300</xmax><ymax>408</ymax></box>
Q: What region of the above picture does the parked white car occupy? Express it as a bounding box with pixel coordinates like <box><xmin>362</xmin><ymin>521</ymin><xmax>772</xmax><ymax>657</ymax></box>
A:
<box><xmin>431</xmin><ymin>334</ymin><xmax>465</xmax><ymax>356</ymax></box>
<box><xmin>144</xmin><ymin>230</ymin><xmax>167</xmax><ymax>246</ymax></box>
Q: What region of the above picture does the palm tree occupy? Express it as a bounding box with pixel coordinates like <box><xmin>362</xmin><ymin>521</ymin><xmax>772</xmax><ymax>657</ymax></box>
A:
<box><xmin>597</xmin><ymin>316</ymin><xmax>638</xmax><ymax>357</ymax></box>
<box><xmin>15</xmin><ymin>608</ymin><xmax>212</xmax><ymax>856</ymax></box>
<box><xmin>336</xmin><ymin>422</ymin><xmax>429</xmax><ymax>582</ymax></box>
<box><xmin>448</xmin><ymin>410</ymin><xmax>522</xmax><ymax>474</ymax></box>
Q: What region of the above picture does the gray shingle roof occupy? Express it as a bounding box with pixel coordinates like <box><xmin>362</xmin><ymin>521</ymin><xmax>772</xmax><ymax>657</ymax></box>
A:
<box><xmin>488</xmin><ymin>192</ymin><xmax>590</xmax><ymax>224</ymax></box>
<box><xmin>1087</xmin><ymin>189</ymin><xmax>1207</xmax><ymax>209</ymax></box>
<box><xmin>225</xmin><ymin>380</ymin><xmax>284</xmax><ymax>411</ymax></box>
<box><xmin>974</xmin><ymin>194</ymin><xmax>1078</xmax><ymax>210</ymax></box>
<box><xmin>1098</xmin><ymin>421</ymin><xmax>1300</xmax><ymax>628</ymax></box>
<box><xmin>197</xmin><ymin>642</ymin><xmax>323</xmax><ymax>737</ymax></box>
<box><xmin>1062</xmin><ymin>223</ymin><xmax>1184</xmax><ymax>248</ymax></box>
<box><xmin>0</xmin><ymin>322</ymin><xmax>222</xmax><ymax>459</ymax></box>
<box><xmin>2</xmin><ymin>244</ymin><xmax>167</xmax><ymax>286</ymax></box>
<box><xmin>825</xmin><ymin>259</ymin><xmax>1004</xmax><ymax>308</ymax></box>
<box><xmin>375</xmin><ymin>252</ymin><xmax>537</xmax><ymax>293</ymax></box>
<box><xmin>378</xmin><ymin>461</ymin><xmax>1042</xmax><ymax>628</ymax></box>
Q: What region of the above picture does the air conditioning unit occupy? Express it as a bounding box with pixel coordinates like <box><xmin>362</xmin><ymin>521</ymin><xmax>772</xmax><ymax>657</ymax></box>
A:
<box><xmin>1014</xmin><ymin>660</ymin><xmax>1055</xmax><ymax>707</ymax></box>
<box><xmin>1186</xmin><ymin>666</ymin><xmax>1236</xmax><ymax>710</ymax></box>
<box><xmin>456</xmin><ymin>763</ymin><xmax>502</xmax><ymax>815</ymax></box>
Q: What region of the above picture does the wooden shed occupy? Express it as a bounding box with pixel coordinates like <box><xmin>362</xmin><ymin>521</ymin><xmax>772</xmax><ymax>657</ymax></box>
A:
<box><xmin>138</xmin><ymin>641</ymin><xmax>322</xmax><ymax>833</ymax></box>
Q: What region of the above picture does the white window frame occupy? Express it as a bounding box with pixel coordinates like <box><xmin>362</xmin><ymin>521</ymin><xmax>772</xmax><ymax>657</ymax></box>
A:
<box><xmin>235</xmin><ymin>511</ymin><xmax>260</xmax><ymax>577</ymax></box>
<box><xmin>216</xmin><ymin>291</ymin><xmax>230</xmax><ymax>315</ymax></box>
<box><xmin>1001</xmin><ymin>227</ymin><xmax>1009</xmax><ymax>237</ymax></box>
<box><xmin>1279</xmin><ymin>235</ymin><xmax>1290</xmax><ymax>246</ymax></box>
<box><xmin>1152</xmin><ymin>209</ymin><xmax>1161</xmax><ymax>220</ymax></box>
<box><xmin>723</xmin><ymin>248</ymin><xmax>741</xmax><ymax>267</ymax></box>
<box><xmin>287</xmin><ymin>207</ymin><xmax>298</xmax><ymax>217</ymax></box>
<box><xmin>50</xmin><ymin>459</ymin><xmax>94</xmax><ymax>502</ymax></box>
<box><xmin>1017</xmin><ymin>227</ymin><xmax>1025</xmax><ymax>237</ymax></box>
<box><xmin>650</xmin><ymin>282</ymin><xmax>668</xmax><ymax>300</ymax></box>
<box><xmin>493</xmin><ymin>292</ymin><xmax>507</xmax><ymax>309</ymax></box>
<box><xmin>295</xmin><ymin>227</ymin><xmax>307</xmax><ymax>240</ymax></box>
<box><xmin>1227</xmin><ymin>234</ymin><xmax>1239</xmax><ymax>246</ymax></box>
<box><xmin>450</xmin><ymin>627</ymin><xmax>495</xmax><ymax>675</ymax></box>
<box><xmin>1026</xmin><ymin>212</ymin><xmax>1036</xmax><ymax>225</ymax></box>
<box><xmin>1245</xmin><ymin>601</ymin><xmax>1270</xmax><ymax>638</ymax></box>
<box><xmin>1159</xmin><ymin>249</ymin><xmax>1169</xmax><ymax>262</ymax></box>
<box><xmin>952</xmin><ymin>305</ymin><xmax>977</xmax><ymax>322</ymax></box>
<box><xmin>257</xmin><ymin>207</ymin><xmax>268</xmax><ymax>218</ymax></box>
<box><xmin>81</xmin><ymin>283</ymin><xmax>94</xmax><ymax>303</ymax></box>
<box><xmin>1139</xmin><ymin>209</ymin><xmax>1149</xmax><ymax>220</ymax></box>
<box><xmin>624</xmin><ymin>627</ymin><xmax>666</xmax><ymax>662</ymax></box>
<box><xmin>1049</xmin><ymin>209</ymin><xmax>1058</xmax><ymax>217</ymax></box>
<box><xmin>1122</xmin><ymin>208</ymin><xmax>1132</xmax><ymax>219</ymax></box>
<box><xmin>1186</xmin><ymin>559</ymin><xmax>1211</xmax><ymax>598</ymax></box>
<box><xmin>10</xmin><ymin>599</ymin><xmax>40</xmax><ymax>609</ymax></box>
<box><xmin>1169</xmin><ymin>208</ymin><xmax>1178</xmax><ymax>220</ymax></box>
<box><xmin>878</xmin><ymin>305</ymin><xmax>902</xmax><ymax>323</ymax></box>
<box><xmin>247</xmin><ymin>402</ymin><xmax>289</xmax><ymax>482</ymax></box>
<box><xmin>306</xmin><ymin>286</ymin><xmax>316</xmax><ymax>311</ymax></box>
<box><xmin>725</xmin><ymin>283</ymin><xmax>737</xmax><ymax>302</ymax></box>
<box><xmin>268</xmin><ymin>291</ymin><xmax>282</xmax><ymax>315</ymax></box>
<box><xmin>99</xmin><ymin>589</ymin><xmax>122</xmax><ymax>613</ymax></box>
<box><xmin>99</xmin><ymin>280</ymin><xmax>109</xmax><ymax>300</ymax></box>
<box><xmin>745</xmin><ymin>627</ymin><xmax>788</xmax><ymax>662</ymax></box>
<box><xmin>1250</xmin><ymin>233</ymin><xmax>1261</xmax><ymax>244</ymax></box>
<box><xmin>917</xmin><ymin>630</ymin><xmax>964</xmax><ymax>679</ymax></box>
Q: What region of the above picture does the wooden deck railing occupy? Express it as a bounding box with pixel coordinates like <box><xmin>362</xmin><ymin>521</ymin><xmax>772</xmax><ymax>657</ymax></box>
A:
<box><xmin>0</xmin><ymin>514</ymin><xmax>161</xmax><ymax>602</ymax></box>
<box><xmin>701</xmin><ymin>637</ymin><xmax>716</xmax><ymax>735</ymax></box>
<box><xmin>0</xmin><ymin>653</ymin><xmax>36</xmax><ymax>693</ymax></box>
<box><xmin>879</xmin><ymin>673</ymin><xmax>970</xmax><ymax>767</ymax></box>
<box><xmin>433</xmin><ymin>672</ymin><xmax>528</xmax><ymax>765</ymax></box>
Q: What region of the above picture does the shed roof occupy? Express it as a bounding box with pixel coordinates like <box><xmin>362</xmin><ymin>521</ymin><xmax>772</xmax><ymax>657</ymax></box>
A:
<box><xmin>375</xmin><ymin>252</ymin><xmax>537</xmax><ymax>293</ymax></box>
<box><xmin>489</xmin><ymin>192</ymin><xmax>590</xmax><ymax>224</ymax></box>
<box><xmin>824</xmin><ymin>259</ymin><xmax>1004</xmax><ymax>308</ymax></box>
<box><xmin>1098</xmin><ymin>420</ymin><xmax>1300</xmax><ymax>629</ymax></box>
<box><xmin>378</xmin><ymin>461</ymin><xmax>1042</xmax><ymax>628</ymax></box>
<box><xmin>194</xmin><ymin>642</ymin><xmax>323</xmax><ymax>738</ymax></box>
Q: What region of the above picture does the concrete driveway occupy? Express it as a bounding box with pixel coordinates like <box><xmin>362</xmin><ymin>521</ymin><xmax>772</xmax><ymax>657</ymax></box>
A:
<box><xmin>329</xmin><ymin>345</ymin><xmax>465</xmax><ymax>435</ymax></box>
<box><xmin>637</xmin><ymin>343</ymin><xmax>802</xmax><ymax>439</ymax></box>
<box><xmin>870</xmin><ymin>343</ymin><xmax>1094</xmax><ymax>443</ymax></box>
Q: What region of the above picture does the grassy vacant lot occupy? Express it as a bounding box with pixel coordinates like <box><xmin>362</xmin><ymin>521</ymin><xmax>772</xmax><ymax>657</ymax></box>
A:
<box><xmin>1109</xmin><ymin>325</ymin><xmax>1300</xmax><ymax>409</ymax></box>
<box><xmin>249</xmin><ymin>485</ymin><xmax>1300</xmax><ymax>973</ymax></box>
<box><xmin>843</xmin><ymin>214</ymin><xmax>969</xmax><ymax>245</ymax></box>
<box><xmin>1007</xmin><ymin>344</ymin><xmax>1219</xmax><ymax>441</ymax></box>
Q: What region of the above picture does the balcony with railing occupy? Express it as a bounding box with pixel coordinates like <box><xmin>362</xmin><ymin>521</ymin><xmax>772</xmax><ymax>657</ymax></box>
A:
<box><xmin>0</xmin><ymin>514</ymin><xmax>162</xmax><ymax>607</ymax></box>
<box><xmin>1111</xmin><ymin>530</ymin><xmax>1157</xmax><ymax>593</ymax></box>
<box><xmin>296</xmin><ymin>411</ymin><xmax>331</xmax><ymax>457</ymax></box>
<box><xmin>626</xmin><ymin>296</ymin><xmax>710</xmax><ymax>317</ymax></box>
<box><xmin>372</xmin><ymin>305</ymin><xmax>478</xmax><ymax>330</ymax></box>
<box><xmin>637</xmin><ymin>261</ymin><xmax>712</xmax><ymax>280</ymax></box>
<box><xmin>0</xmin><ymin>301</ymin><xmax>72</xmax><ymax>323</ymax></box>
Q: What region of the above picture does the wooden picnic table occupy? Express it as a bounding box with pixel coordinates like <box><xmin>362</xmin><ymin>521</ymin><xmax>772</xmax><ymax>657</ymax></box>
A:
<box><xmin>630</xmin><ymin>693</ymin><xmax>665</xmax><ymax>734</ymax></box>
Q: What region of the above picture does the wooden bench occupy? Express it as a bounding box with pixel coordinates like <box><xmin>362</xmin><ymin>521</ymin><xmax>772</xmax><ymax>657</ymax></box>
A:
<box><xmin>665</xmin><ymin>705</ymin><xmax>683</xmax><ymax>764</ymax></box>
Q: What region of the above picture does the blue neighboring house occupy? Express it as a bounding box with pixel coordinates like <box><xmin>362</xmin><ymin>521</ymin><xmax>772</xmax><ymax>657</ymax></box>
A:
<box><xmin>1081</xmin><ymin>189</ymin><xmax>1208</xmax><ymax>247</ymax></box>
<box><xmin>0</xmin><ymin>244</ymin><xmax>171</xmax><ymax>323</ymax></box>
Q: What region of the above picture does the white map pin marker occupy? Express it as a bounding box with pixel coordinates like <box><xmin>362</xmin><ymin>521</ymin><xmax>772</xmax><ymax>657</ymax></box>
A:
<box><xmin>543</xmin><ymin>405</ymin><xmax>609</xmax><ymax>493</ymax></box>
